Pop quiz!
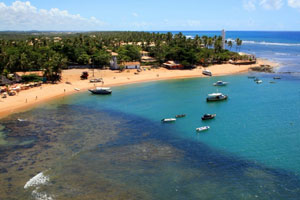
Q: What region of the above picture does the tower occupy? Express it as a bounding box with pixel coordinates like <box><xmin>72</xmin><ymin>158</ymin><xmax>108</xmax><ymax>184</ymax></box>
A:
<box><xmin>222</xmin><ymin>29</ymin><xmax>226</xmax><ymax>49</ymax></box>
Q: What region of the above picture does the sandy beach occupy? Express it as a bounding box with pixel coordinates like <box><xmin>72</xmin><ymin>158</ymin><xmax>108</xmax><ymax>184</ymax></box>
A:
<box><xmin>0</xmin><ymin>59</ymin><xmax>278</xmax><ymax>118</ymax></box>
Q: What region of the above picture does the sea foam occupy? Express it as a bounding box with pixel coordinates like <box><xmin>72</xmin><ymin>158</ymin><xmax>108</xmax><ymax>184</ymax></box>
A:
<box><xmin>24</xmin><ymin>172</ymin><xmax>54</xmax><ymax>200</ymax></box>
<box><xmin>227</xmin><ymin>38</ymin><xmax>300</xmax><ymax>47</ymax></box>
<box><xmin>24</xmin><ymin>172</ymin><xmax>49</xmax><ymax>189</ymax></box>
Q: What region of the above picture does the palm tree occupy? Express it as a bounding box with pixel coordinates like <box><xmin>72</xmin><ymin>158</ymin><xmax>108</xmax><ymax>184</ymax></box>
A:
<box><xmin>227</xmin><ymin>40</ymin><xmax>233</xmax><ymax>50</ymax></box>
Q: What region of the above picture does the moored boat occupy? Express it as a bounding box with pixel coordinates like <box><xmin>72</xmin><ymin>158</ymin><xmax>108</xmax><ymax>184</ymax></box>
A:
<box><xmin>161</xmin><ymin>118</ymin><xmax>176</xmax><ymax>122</ymax></box>
<box><xmin>202</xmin><ymin>70</ymin><xmax>212</xmax><ymax>76</ymax></box>
<box><xmin>89</xmin><ymin>87</ymin><xmax>112</xmax><ymax>95</ymax></box>
<box><xmin>256</xmin><ymin>80</ymin><xmax>263</xmax><ymax>84</ymax></box>
<box><xmin>248</xmin><ymin>76</ymin><xmax>256</xmax><ymax>79</ymax></box>
<box><xmin>175</xmin><ymin>114</ymin><xmax>186</xmax><ymax>118</ymax></box>
<box><xmin>201</xmin><ymin>114</ymin><xmax>216</xmax><ymax>120</ymax></box>
<box><xmin>273</xmin><ymin>77</ymin><xmax>281</xmax><ymax>80</ymax></box>
<box><xmin>213</xmin><ymin>81</ymin><xmax>228</xmax><ymax>86</ymax></box>
<box><xmin>206</xmin><ymin>93</ymin><xmax>228</xmax><ymax>102</ymax></box>
<box><xmin>196</xmin><ymin>126</ymin><xmax>210</xmax><ymax>132</ymax></box>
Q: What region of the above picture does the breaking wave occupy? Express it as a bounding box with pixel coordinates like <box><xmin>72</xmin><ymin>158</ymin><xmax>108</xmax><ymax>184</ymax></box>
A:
<box><xmin>227</xmin><ymin>38</ymin><xmax>300</xmax><ymax>47</ymax></box>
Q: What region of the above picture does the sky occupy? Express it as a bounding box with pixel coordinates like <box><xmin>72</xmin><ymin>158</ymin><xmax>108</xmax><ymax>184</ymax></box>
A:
<box><xmin>0</xmin><ymin>0</ymin><xmax>300</xmax><ymax>31</ymax></box>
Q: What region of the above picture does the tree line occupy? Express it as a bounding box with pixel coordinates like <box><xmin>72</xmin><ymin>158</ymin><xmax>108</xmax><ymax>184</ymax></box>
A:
<box><xmin>0</xmin><ymin>31</ymin><xmax>243</xmax><ymax>82</ymax></box>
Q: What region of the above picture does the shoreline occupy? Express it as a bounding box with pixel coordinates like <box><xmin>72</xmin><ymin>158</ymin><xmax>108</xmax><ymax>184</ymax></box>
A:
<box><xmin>0</xmin><ymin>58</ymin><xmax>278</xmax><ymax>119</ymax></box>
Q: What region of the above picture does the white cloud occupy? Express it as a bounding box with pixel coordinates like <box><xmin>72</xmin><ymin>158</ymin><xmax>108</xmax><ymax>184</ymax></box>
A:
<box><xmin>243</xmin><ymin>0</ymin><xmax>285</xmax><ymax>10</ymax></box>
<box><xmin>259</xmin><ymin>0</ymin><xmax>283</xmax><ymax>10</ymax></box>
<box><xmin>132</xmin><ymin>12</ymin><xmax>138</xmax><ymax>17</ymax></box>
<box><xmin>288</xmin><ymin>0</ymin><xmax>300</xmax><ymax>9</ymax></box>
<box><xmin>243</xmin><ymin>0</ymin><xmax>257</xmax><ymax>11</ymax></box>
<box><xmin>0</xmin><ymin>1</ymin><xmax>106</xmax><ymax>30</ymax></box>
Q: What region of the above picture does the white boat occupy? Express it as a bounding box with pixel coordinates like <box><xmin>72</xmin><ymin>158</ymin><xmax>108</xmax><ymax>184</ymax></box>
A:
<box><xmin>256</xmin><ymin>80</ymin><xmax>263</xmax><ymax>84</ymax></box>
<box><xmin>202</xmin><ymin>70</ymin><xmax>212</xmax><ymax>76</ymax></box>
<box><xmin>196</xmin><ymin>126</ymin><xmax>210</xmax><ymax>132</ymax></box>
<box><xmin>213</xmin><ymin>81</ymin><xmax>228</xmax><ymax>86</ymax></box>
<box><xmin>206</xmin><ymin>93</ymin><xmax>228</xmax><ymax>102</ymax></box>
<box><xmin>161</xmin><ymin>118</ymin><xmax>176</xmax><ymax>122</ymax></box>
<box><xmin>89</xmin><ymin>87</ymin><xmax>112</xmax><ymax>95</ymax></box>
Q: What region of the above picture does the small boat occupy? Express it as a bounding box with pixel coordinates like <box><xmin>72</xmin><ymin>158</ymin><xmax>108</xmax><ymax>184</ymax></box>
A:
<box><xmin>196</xmin><ymin>126</ymin><xmax>210</xmax><ymax>132</ymax></box>
<box><xmin>90</xmin><ymin>78</ymin><xmax>103</xmax><ymax>83</ymax></box>
<box><xmin>175</xmin><ymin>114</ymin><xmax>186</xmax><ymax>118</ymax></box>
<box><xmin>74</xmin><ymin>88</ymin><xmax>80</xmax><ymax>91</ymax></box>
<box><xmin>202</xmin><ymin>114</ymin><xmax>216</xmax><ymax>120</ymax></box>
<box><xmin>89</xmin><ymin>87</ymin><xmax>112</xmax><ymax>95</ymax></box>
<box><xmin>273</xmin><ymin>77</ymin><xmax>281</xmax><ymax>80</ymax></box>
<box><xmin>17</xmin><ymin>118</ymin><xmax>27</xmax><ymax>122</ymax></box>
<box><xmin>269</xmin><ymin>81</ymin><xmax>276</xmax><ymax>84</ymax></box>
<box><xmin>202</xmin><ymin>70</ymin><xmax>212</xmax><ymax>76</ymax></box>
<box><xmin>256</xmin><ymin>80</ymin><xmax>263</xmax><ymax>84</ymax></box>
<box><xmin>213</xmin><ymin>81</ymin><xmax>228</xmax><ymax>86</ymax></box>
<box><xmin>161</xmin><ymin>118</ymin><xmax>176</xmax><ymax>122</ymax></box>
<box><xmin>206</xmin><ymin>93</ymin><xmax>228</xmax><ymax>102</ymax></box>
<box><xmin>248</xmin><ymin>76</ymin><xmax>256</xmax><ymax>79</ymax></box>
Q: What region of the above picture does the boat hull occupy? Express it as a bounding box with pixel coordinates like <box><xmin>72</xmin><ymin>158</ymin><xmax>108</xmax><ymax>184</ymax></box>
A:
<box><xmin>89</xmin><ymin>89</ymin><xmax>112</xmax><ymax>95</ymax></box>
<box><xmin>206</xmin><ymin>95</ymin><xmax>228</xmax><ymax>102</ymax></box>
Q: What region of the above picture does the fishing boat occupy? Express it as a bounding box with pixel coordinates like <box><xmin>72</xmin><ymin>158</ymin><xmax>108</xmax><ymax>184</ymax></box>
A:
<box><xmin>196</xmin><ymin>126</ymin><xmax>210</xmax><ymax>132</ymax></box>
<box><xmin>213</xmin><ymin>81</ymin><xmax>228</xmax><ymax>86</ymax></box>
<box><xmin>202</xmin><ymin>70</ymin><xmax>212</xmax><ymax>76</ymax></box>
<box><xmin>175</xmin><ymin>114</ymin><xmax>186</xmax><ymax>118</ymax></box>
<box><xmin>89</xmin><ymin>87</ymin><xmax>112</xmax><ymax>95</ymax></box>
<box><xmin>206</xmin><ymin>93</ymin><xmax>228</xmax><ymax>102</ymax></box>
<box><xmin>161</xmin><ymin>118</ymin><xmax>176</xmax><ymax>122</ymax></box>
<box><xmin>201</xmin><ymin>114</ymin><xmax>216</xmax><ymax>120</ymax></box>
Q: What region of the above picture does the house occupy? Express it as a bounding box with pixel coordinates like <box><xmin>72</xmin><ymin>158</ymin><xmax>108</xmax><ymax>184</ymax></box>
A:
<box><xmin>163</xmin><ymin>61</ymin><xmax>184</xmax><ymax>69</ymax></box>
<box><xmin>140</xmin><ymin>51</ymin><xmax>156</xmax><ymax>63</ymax></box>
<box><xmin>122</xmin><ymin>62</ymin><xmax>141</xmax><ymax>69</ymax></box>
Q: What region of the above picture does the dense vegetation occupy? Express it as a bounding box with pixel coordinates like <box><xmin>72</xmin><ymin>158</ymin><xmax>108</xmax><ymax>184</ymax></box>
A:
<box><xmin>0</xmin><ymin>31</ymin><xmax>243</xmax><ymax>82</ymax></box>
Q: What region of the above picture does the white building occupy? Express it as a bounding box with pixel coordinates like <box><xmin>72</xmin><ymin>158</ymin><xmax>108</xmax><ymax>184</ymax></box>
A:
<box><xmin>110</xmin><ymin>52</ymin><xmax>119</xmax><ymax>70</ymax></box>
<box><xmin>122</xmin><ymin>62</ymin><xmax>141</xmax><ymax>69</ymax></box>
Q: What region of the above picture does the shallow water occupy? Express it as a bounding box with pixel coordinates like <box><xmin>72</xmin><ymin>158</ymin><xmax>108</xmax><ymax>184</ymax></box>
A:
<box><xmin>1</xmin><ymin>74</ymin><xmax>300</xmax><ymax>199</ymax></box>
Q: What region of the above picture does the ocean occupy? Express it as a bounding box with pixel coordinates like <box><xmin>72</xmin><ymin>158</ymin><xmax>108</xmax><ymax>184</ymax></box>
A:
<box><xmin>0</xmin><ymin>31</ymin><xmax>300</xmax><ymax>199</ymax></box>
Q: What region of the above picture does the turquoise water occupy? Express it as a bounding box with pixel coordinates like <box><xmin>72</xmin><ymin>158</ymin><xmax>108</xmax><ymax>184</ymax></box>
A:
<box><xmin>75</xmin><ymin>74</ymin><xmax>300</xmax><ymax>175</ymax></box>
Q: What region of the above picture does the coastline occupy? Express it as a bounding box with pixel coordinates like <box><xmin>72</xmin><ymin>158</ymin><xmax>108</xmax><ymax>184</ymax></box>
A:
<box><xmin>0</xmin><ymin>58</ymin><xmax>278</xmax><ymax>119</ymax></box>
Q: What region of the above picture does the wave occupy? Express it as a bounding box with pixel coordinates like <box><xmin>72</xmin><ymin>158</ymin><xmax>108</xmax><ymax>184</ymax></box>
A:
<box><xmin>186</xmin><ymin>35</ymin><xmax>194</xmax><ymax>39</ymax></box>
<box><xmin>24</xmin><ymin>172</ymin><xmax>54</xmax><ymax>200</ymax></box>
<box><xmin>24</xmin><ymin>172</ymin><xmax>49</xmax><ymax>189</ymax></box>
<box><xmin>227</xmin><ymin>38</ymin><xmax>300</xmax><ymax>47</ymax></box>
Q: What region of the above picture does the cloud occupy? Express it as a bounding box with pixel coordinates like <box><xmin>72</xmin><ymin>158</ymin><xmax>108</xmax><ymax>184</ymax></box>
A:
<box><xmin>132</xmin><ymin>12</ymin><xmax>138</xmax><ymax>17</ymax></box>
<box><xmin>259</xmin><ymin>0</ymin><xmax>283</xmax><ymax>9</ymax></box>
<box><xmin>243</xmin><ymin>0</ymin><xmax>284</xmax><ymax>10</ymax></box>
<box><xmin>288</xmin><ymin>0</ymin><xmax>300</xmax><ymax>9</ymax></box>
<box><xmin>0</xmin><ymin>1</ymin><xmax>106</xmax><ymax>30</ymax></box>
<box><xmin>243</xmin><ymin>0</ymin><xmax>257</xmax><ymax>11</ymax></box>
